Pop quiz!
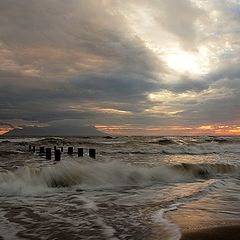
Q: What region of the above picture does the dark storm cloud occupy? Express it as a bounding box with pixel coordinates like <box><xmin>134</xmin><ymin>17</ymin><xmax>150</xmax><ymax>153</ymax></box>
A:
<box><xmin>0</xmin><ymin>69</ymin><xmax>160</xmax><ymax>122</ymax></box>
<box><xmin>206</xmin><ymin>63</ymin><xmax>240</xmax><ymax>83</ymax></box>
<box><xmin>0</xmin><ymin>0</ymin><xmax>168</xmax><ymax>126</ymax></box>
<box><xmin>163</xmin><ymin>77</ymin><xmax>208</xmax><ymax>93</ymax></box>
<box><xmin>0</xmin><ymin>122</ymin><xmax>14</xmax><ymax>128</ymax></box>
<box><xmin>0</xmin><ymin>0</ymin><xmax>163</xmax><ymax>71</ymax></box>
<box><xmin>182</xmin><ymin>94</ymin><xmax>240</xmax><ymax>126</ymax></box>
<box><xmin>0</xmin><ymin>0</ymin><xmax>239</xmax><ymax>134</ymax></box>
<box><xmin>165</xmin><ymin>76</ymin><xmax>240</xmax><ymax>126</ymax></box>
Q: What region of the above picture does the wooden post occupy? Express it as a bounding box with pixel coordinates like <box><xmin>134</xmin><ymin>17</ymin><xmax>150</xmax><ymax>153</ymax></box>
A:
<box><xmin>68</xmin><ymin>147</ymin><xmax>74</xmax><ymax>154</ymax></box>
<box><xmin>29</xmin><ymin>145</ymin><xmax>32</xmax><ymax>152</ymax></box>
<box><xmin>54</xmin><ymin>146</ymin><xmax>57</xmax><ymax>152</ymax></box>
<box><xmin>39</xmin><ymin>146</ymin><xmax>45</xmax><ymax>154</ymax></box>
<box><xmin>89</xmin><ymin>148</ymin><xmax>96</xmax><ymax>159</ymax></box>
<box><xmin>32</xmin><ymin>146</ymin><xmax>35</xmax><ymax>152</ymax></box>
<box><xmin>46</xmin><ymin>148</ymin><xmax>52</xmax><ymax>160</ymax></box>
<box><xmin>60</xmin><ymin>147</ymin><xmax>63</xmax><ymax>152</ymax></box>
<box><xmin>54</xmin><ymin>149</ymin><xmax>61</xmax><ymax>161</ymax></box>
<box><xmin>78</xmin><ymin>148</ymin><xmax>83</xmax><ymax>157</ymax></box>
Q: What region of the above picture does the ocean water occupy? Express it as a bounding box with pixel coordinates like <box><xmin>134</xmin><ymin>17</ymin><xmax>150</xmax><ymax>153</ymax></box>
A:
<box><xmin>0</xmin><ymin>136</ymin><xmax>239</xmax><ymax>240</ymax></box>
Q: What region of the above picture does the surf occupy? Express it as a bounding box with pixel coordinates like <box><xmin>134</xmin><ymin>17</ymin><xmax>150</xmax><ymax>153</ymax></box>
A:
<box><xmin>0</xmin><ymin>160</ymin><xmax>238</xmax><ymax>195</ymax></box>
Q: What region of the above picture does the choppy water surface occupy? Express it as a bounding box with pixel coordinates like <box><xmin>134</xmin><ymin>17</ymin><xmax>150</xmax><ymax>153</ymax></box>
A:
<box><xmin>0</xmin><ymin>136</ymin><xmax>239</xmax><ymax>240</ymax></box>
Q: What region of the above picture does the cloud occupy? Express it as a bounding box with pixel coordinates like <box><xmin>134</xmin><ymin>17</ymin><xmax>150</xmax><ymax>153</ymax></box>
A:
<box><xmin>0</xmin><ymin>0</ymin><xmax>239</xmax><ymax>135</ymax></box>
<box><xmin>4</xmin><ymin>119</ymin><xmax>104</xmax><ymax>136</ymax></box>
<box><xmin>0</xmin><ymin>121</ymin><xmax>14</xmax><ymax>128</ymax></box>
<box><xmin>143</xmin><ymin>0</ymin><xmax>207</xmax><ymax>50</ymax></box>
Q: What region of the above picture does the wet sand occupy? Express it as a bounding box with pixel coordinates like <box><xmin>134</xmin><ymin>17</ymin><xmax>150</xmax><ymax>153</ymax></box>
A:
<box><xmin>166</xmin><ymin>193</ymin><xmax>240</xmax><ymax>240</ymax></box>
<box><xmin>180</xmin><ymin>225</ymin><xmax>240</xmax><ymax>240</ymax></box>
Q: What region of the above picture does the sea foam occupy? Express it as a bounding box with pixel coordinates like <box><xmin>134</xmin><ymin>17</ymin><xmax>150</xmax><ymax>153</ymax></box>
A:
<box><xmin>0</xmin><ymin>160</ymin><xmax>238</xmax><ymax>195</ymax></box>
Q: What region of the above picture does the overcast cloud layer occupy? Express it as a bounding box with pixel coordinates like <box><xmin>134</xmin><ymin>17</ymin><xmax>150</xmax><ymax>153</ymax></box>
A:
<box><xmin>0</xmin><ymin>0</ymin><xmax>239</xmax><ymax>135</ymax></box>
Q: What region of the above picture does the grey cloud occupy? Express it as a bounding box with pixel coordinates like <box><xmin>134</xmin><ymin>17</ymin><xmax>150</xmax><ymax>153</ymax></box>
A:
<box><xmin>0</xmin><ymin>0</ymin><xmax>164</xmax><ymax>73</ymax></box>
<box><xmin>0</xmin><ymin>69</ymin><xmax>160</xmax><ymax>122</ymax></box>
<box><xmin>183</xmin><ymin>96</ymin><xmax>240</xmax><ymax>125</ymax></box>
<box><xmin>176</xmin><ymin>78</ymin><xmax>240</xmax><ymax>125</ymax></box>
<box><xmin>0</xmin><ymin>0</ymin><xmax>239</xmax><ymax>133</ymax></box>
<box><xmin>0</xmin><ymin>0</ymin><xmax>165</xmax><ymax>88</ymax></box>
<box><xmin>4</xmin><ymin>119</ymin><xmax>104</xmax><ymax>137</ymax></box>
<box><xmin>206</xmin><ymin>63</ymin><xmax>240</xmax><ymax>83</ymax></box>
<box><xmin>0</xmin><ymin>122</ymin><xmax>14</xmax><ymax>128</ymax></box>
<box><xmin>163</xmin><ymin>77</ymin><xmax>208</xmax><ymax>93</ymax></box>
<box><xmin>0</xmin><ymin>0</ymin><xmax>166</xmax><ymax>124</ymax></box>
<box><xmin>132</xmin><ymin>0</ymin><xmax>207</xmax><ymax>50</ymax></box>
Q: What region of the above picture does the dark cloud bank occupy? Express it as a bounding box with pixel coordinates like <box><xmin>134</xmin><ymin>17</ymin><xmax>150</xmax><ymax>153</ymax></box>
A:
<box><xmin>0</xmin><ymin>0</ymin><xmax>239</xmax><ymax>135</ymax></box>
<box><xmin>4</xmin><ymin>120</ymin><xmax>104</xmax><ymax>137</ymax></box>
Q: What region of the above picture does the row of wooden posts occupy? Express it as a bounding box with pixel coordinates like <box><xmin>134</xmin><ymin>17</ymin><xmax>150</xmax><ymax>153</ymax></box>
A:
<box><xmin>28</xmin><ymin>145</ymin><xmax>96</xmax><ymax>161</ymax></box>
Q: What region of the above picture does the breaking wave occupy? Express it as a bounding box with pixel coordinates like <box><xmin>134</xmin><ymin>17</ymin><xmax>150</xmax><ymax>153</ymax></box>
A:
<box><xmin>102</xmin><ymin>142</ymin><xmax>240</xmax><ymax>155</ymax></box>
<box><xmin>0</xmin><ymin>160</ymin><xmax>238</xmax><ymax>195</ymax></box>
<box><xmin>148</xmin><ymin>136</ymin><xmax>240</xmax><ymax>145</ymax></box>
<box><xmin>159</xmin><ymin>143</ymin><xmax>240</xmax><ymax>154</ymax></box>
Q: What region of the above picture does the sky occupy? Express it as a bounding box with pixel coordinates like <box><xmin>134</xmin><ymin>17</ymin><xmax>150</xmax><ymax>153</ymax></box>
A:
<box><xmin>0</xmin><ymin>0</ymin><xmax>240</xmax><ymax>136</ymax></box>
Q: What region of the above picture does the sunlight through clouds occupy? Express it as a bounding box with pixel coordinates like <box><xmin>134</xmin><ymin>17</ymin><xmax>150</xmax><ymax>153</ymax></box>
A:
<box><xmin>0</xmin><ymin>0</ymin><xmax>239</xmax><ymax>135</ymax></box>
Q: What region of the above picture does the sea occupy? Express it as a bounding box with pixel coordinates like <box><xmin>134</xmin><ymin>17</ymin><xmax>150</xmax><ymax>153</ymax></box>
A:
<box><xmin>0</xmin><ymin>136</ymin><xmax>239</xmax><ymax>240</ymax></box>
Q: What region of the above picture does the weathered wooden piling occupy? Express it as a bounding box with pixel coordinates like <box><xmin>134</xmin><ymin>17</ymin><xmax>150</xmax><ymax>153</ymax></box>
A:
<box><xmin>54</xmin><ymin>146</ymin><xmax>57</xmax><ymax>152</ymax></box>
<box><xmin>89</xmin><ymin>148</ymin><xmax>96</xmax><ymax>159</ymax></box>
<box><xmin>68</xmin><ymin>147</ymin><xmax>74</xmax><ymax>154</ymax></box>
<box><xmin>46</xmin><ymin>148</ymin><xmax>52</xmax><ymax>160</ymax></box>
<box><xmin>78</xmin><ymin>148</ymin><xmax>84</xmax><ymax>157</ymax></box>
<box><xmin>39</xmin><ymin>146</ymin><xmax>45</xmax><ymax>154</ymax></box>
<box><xmin>60</xmin><ymin>147</ymin><xmax>63</xmax><ymax>152</ymax></box>
<box><xmin>29</xmin><ymin>145</ymin><xmax>32</xmax><ymax>152</ymax></box>
<box><xmin>54</xmin><ymin>149</ymin><xmax>61</xmax><ymax>161</ymax></box>
<box><xmin>32</xmin><ymin>146</ymin><xmax>36</xmax><ymax>152</ymax></box>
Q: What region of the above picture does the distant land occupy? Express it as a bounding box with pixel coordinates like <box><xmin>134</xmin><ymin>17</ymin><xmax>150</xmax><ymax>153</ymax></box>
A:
<box><xmin>2</xmin><ymin>120</ymin><xmax>105</xmax><ymax>137</ymax></box>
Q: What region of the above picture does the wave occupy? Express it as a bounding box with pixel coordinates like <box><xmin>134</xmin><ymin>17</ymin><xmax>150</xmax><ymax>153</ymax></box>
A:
<box><xmin>96</xmin><ymin>141</ymin><xmax>128</xmax><ymax>145</ymax></box>
<box><xmin>35</xmin><ymin>137</ymin><xmax>68</xmax><ymax>145</ymax></box>
<box><xmin>173</xmin><ymin>163</ymin><xmax>238</xmax><ymax>178</ymax></box>
<box><xmin>148</xmin><ymin>136</ymin><xmax>240</xmax><ymax>145</ymax></box>
<box><xmin>0</xmin><ymin>150</ymin><xmax>24</xmax><ymax>155</ymax></box>
<box><xmin>204</xmin><ymin>136</ymin><xmax>240</xmax><ymax>144</ymax></box>
<box><xmin>149</xmin><ymin>139</ymin><xmax>176</xmax><ymax>145</ymax></box>
<box><xmin>160</xmin><ymin>143</ymin><xmax>240</xmax><ymax>154</ymax></box>
<box><xmin>101</xmin><ymin>142</ymin><xmax>240</xmax><ymax>155</ymax></box>
<box><xmin>35</xmin><ymin>137</ymin><xmax>103</xmax><ymax>146</ymax></box>
<box><xmin>0</xmin><ymin>160</ymin><xmax>238</xmax><ymax>195</ymax></box>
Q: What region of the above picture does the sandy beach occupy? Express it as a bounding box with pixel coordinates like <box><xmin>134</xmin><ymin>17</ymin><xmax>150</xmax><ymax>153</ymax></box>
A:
<box><xmin>166</xmin><ymin>190</ymin><xmax>240</xmax><ymax>240</ymax></box>
<box><xmin>180</xmin><ymin>225</ymin><xmax>240</xmax><ymax>240</ymax></box>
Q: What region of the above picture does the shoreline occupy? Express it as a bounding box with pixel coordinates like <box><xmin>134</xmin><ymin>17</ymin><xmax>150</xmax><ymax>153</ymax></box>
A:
<box><xmin>165</xmin><ymin>191</ymin><xmax>240</xmax><ymax>240</ymax></box>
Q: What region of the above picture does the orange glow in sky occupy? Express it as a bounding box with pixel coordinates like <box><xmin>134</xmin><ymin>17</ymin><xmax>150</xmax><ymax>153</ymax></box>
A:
<box><xmin>0</xmin><ymin>128</ymin><xmax>12</xmax><ymax>136</ymax></box>
<box><xmin>95</xmin><ymin>124</ymin><xmax>240</xmax><ymax>136</ymax></box>
<box><xmin>1</xmin><ymin>124</ymin><xmax>239</xmax><ymax>136</ymax></box>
